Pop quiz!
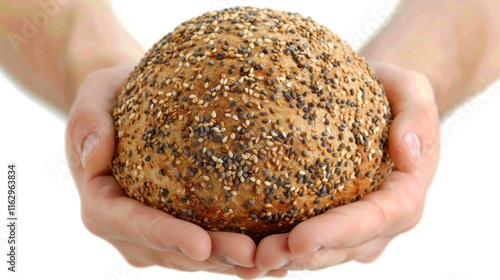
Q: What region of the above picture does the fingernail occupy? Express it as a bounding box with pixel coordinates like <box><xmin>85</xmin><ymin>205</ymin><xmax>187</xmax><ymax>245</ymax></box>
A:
<box><xmin>222</xmin><ymin>254</ymin><xmax>242</xmax><ymax>266</ymax></box>
<box><xmin>177</xmin><ymin>246</ymin><xmax>187</xmax><ymax>255</ymax></box>
<box><xmin>81</xmin><ymin>132</ymin><xmax>100</xmax><ymax>166</ymax></box>
<box><xmin>311</xmin><ymin>246</ymin><xmax>322</xmax><ymax>254</ymax></box>
<box><xmin>271</xmin><ymin>259</ymin><xmax>290</xmax><ymax>270</ymax></box>
<box><xmin>403</xmin><ymin>131</ymin><xmax>421</xmax><ymax>166</ymax></box>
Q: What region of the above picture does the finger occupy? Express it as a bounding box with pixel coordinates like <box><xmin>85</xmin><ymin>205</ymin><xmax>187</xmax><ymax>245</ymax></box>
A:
<box><xmin>371</xmin><ymin>62</ymin><xmax>440</xmax><ymax>173</ymax></box>
<box><xmin>111</xmin><ymin>240</ymin><xmax>222</xmax><ymax>272</ymax></box>
<box><xmin>266</xmin><ymin>269</ymin><xmax>288</xmax><ymax>278</ymax></box>
<box><xmin>234</xmin><ymin>267</ymin><xmax>288</xmax><ymax>279</ymax></box>
<box><xmin>207</xmin><ymin>232</ymin><xmax>256</xmax><ymax>268</ymax></box>
<box><xmin>287</xmin><ymin>170</ymin><xmax>424</xmax><ymax>256</ymax></box>
<box><xmin>81</xmin><ymin>174</ymin><xmax>212</xmax><ymax>261</ymax></box>
<box><xmin>255</xmin><ymin>231</ymin><xmax>348</xmax><ymax>271</ymax></box>
<box><xmin>255</xmin><ymin>233</ymin><xmax>291</xmax><ymax>271</ymax></box>
<box><xmin>65</xmin><ymin>64</ymin><xmax>134</xmax><ymax>175</ymax></box>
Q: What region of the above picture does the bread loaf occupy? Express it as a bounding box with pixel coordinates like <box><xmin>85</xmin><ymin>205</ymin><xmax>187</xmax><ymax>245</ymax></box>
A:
<box><xmin>111</xmin><ymin>6</ymin><xmax>393</xmax><ymax>239</ymax></box>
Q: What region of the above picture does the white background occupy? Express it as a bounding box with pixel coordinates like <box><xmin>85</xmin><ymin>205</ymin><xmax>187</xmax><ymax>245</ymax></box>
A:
<box><xmin>1</xmin><ymin>1</ymin><xmax>499</xmax><ymax>279</ymax></box>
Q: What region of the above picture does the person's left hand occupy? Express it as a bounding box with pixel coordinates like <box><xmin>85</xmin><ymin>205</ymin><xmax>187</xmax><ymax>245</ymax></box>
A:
<box><xmin>254</xmin><ymin>62</ymin><xmax>441</xmax><ymax>271</ymax></box>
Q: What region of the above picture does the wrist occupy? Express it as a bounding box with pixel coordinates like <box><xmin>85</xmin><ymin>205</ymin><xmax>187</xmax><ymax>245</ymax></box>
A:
<box><xmin>361</xmin><ymin>0</ymin><xmax>488</xmax><ymax>117</ymax></box>
<box><xmin>63</xmin><ymin>1</ymin><xmax>142</xmax><ymax>113</ymax></box>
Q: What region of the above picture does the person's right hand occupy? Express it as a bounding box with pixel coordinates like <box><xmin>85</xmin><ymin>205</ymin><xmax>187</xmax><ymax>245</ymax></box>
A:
<box><xmin>64</xmin><ymin>64</ymin><xmax>286</xmax><ymax>279</ymax></box>
<box><xmin>254</xmin><ymin>62</ymin><xmax>441</xmax><ymax>272</ymax></box>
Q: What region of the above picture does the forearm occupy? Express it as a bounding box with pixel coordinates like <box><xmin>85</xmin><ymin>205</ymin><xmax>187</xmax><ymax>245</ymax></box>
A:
<box><xmin>0</xmin><ymin>0</ymin><xmax>143</xmax><ymax>113</ymax></box>
<box><xmin>361</xmin><ymin>0</ymin><xmax>500</xmax><ymax>116</ymax></box>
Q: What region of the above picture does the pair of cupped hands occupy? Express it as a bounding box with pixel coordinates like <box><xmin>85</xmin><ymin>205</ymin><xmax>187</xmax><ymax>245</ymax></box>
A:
<box><xmin>65</xmin><ymin>61</ymin><xmax>440</xmax><ymax>279</ymax></box>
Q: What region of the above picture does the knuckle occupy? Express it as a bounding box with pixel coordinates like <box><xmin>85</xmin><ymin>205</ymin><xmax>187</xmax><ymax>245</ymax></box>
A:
<box><xmin>403</xmin><ymin>68</ymin><xmax>430</xmax><ymax>87</ymax></box>
<box><xmin>296</xmin><ymin>254</ymin><xmax>322</xmax><ymax>271</ymax></box>
<box><xmin>66</xmin><ymin>111</ymin><xmax>94</xmax><ymax>141</ymax></box>
<box><xmin>419</xmin><ymin>109</ymin><xmax>441</xmax><ymax>156</ymax></box>
<box><xmin>370</xmin><ymin>201</ymin><xmax>390</xmax><ymax>237</ymax></box>
<box><xmin>400</xmin><ymin>68</ymin><xmax>435</xmax><ymax>99</ymax></box>
<box><xmin>80</xmin><ymin>68</ymin><xmax>108</xmax><ymax>87</ymax></box>
<box><xmin>296</xmin><ymin>249</ymin><xmax>348</xmax><ymax>271</ymax></box>
<box><xmin>146</xmin><ymin>221</ymin><xmax>165</xmax><ymax>247</ymax></box>
<box><xmin>155</xmin><ymin>254</ymin><xmax>203</xmax><ymax>272</ymax></box>
<box><xmin>131</xmin><ymin>216</ymin><xmax>168</xmax><ymax>250</ymax></box>
<box><xmin>407</xmin><ymin>69</ymin><xmax>429</xmax><ymax>84</ymax></box>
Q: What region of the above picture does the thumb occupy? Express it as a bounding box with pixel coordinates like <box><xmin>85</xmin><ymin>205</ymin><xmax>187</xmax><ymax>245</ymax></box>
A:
<box><xmin>370</xmin><ymin>62</ymin><xmax>440</xmax><ymax>173</ymax></box>
<box><xmin>65</xmin><ymin>64</ymin><xmax>134</xmax><ymax>176</ymax></box>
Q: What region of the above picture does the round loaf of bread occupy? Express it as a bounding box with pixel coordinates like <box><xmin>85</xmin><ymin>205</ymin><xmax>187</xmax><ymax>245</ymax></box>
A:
<box><xmin>111</xmin><ymin>6</ymin><xmax>393</xmax><ymax>239</ymax></box>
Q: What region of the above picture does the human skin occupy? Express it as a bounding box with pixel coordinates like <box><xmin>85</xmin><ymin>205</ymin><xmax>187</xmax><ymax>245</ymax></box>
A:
<box><xmin>254</xmin><ymin>0</ymin><xmax>499</xmax><ymax>271</ymax></box>
<box><xmin>0</xmin><ymin>0</ymin><xmax>498</xmax><ymax>278</ymax></box>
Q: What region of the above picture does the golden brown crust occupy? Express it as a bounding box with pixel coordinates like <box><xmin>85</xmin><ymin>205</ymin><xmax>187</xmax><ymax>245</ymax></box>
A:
<box><xmin>111</xmin><ymin>6</ymin><xmax>393</xmax><ymax>239</ymax></box>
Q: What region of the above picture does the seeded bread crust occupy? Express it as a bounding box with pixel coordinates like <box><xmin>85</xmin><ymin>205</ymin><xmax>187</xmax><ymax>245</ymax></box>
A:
<box><xmin>111</xmin><ymin>6</ymin><xmax>393</xmax><ymax>239</ymax></box>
